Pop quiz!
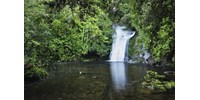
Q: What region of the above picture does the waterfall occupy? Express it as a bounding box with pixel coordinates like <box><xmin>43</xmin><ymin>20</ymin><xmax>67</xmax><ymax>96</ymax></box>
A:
<box><xmin>109</xmin><ymin>25</ymin><xmax>135</xmax><ymax>62</ymax></box>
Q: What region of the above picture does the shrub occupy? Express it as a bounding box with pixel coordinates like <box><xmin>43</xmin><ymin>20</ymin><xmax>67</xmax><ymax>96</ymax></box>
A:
<box><xmin>25</xmin><ymin>67</ymin><xmax>48</xmax><ymax>82</ymax></box>
<box><xmin>141</xmin><ymin>70</ymin><xmax>175</xmax><ymax>92</ymax></box>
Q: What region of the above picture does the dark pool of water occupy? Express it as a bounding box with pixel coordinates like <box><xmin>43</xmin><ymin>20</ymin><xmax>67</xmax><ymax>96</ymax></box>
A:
<box><xmin>24</xmin><ymin>62</ymin><xmax>175</xmax><ymax>100</ymax></box>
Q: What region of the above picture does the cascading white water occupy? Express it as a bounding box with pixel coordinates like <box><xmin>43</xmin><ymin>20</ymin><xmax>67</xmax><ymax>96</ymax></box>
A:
<box><xmin>109</xmin><ymin>25</ymin><xmax>135</xmax><ymax>62</ymax></box>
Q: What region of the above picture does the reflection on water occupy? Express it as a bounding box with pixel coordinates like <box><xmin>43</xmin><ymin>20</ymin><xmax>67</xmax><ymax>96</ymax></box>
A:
<box><xmin>25</xmin><ymin>62</ymin><xmax>175</xmax><ymax>100</ymax></box>
<box><xmin>110</xmin><ymin>62</ymin><xmax>127</xmax><ymax>92</ymax></box>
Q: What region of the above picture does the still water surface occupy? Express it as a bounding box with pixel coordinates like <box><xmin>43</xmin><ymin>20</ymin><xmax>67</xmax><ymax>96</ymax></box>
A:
<box><xmin>25</xmin><ymin>62</ymin><xmax>174</xmax><ymax>100</ymax></box>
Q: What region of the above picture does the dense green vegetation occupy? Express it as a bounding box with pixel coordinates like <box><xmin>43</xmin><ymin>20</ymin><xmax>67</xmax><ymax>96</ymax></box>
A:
<box><xmin>141</xmin><ymin>70</ymin><xmax>175</xmax><ymax>92</ymax></box>
<box><xmin>24</xmin><ymin>0</ymin><xmax>175</xmax><ymax>81</ymax></box>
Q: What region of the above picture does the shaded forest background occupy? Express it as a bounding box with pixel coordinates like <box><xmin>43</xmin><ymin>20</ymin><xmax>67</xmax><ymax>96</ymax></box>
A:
<box><xmin>24</xmin><ymin>0</ymin><xmax>175</xmax><ymax>81</ymax></box>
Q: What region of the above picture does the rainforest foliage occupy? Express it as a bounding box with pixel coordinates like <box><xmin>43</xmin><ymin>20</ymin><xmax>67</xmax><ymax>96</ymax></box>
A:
<box><xmin>141</xmin><ymin>70</ymin><xmax>175</xmax><ymax>92</ymax></box>
<box><xmin>24</xmin><ymin>0</ymin><xmax>175</xmax><ymax>81</ymax></box>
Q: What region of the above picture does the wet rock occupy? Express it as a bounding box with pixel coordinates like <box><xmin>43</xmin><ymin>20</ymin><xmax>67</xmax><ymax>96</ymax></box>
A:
<box><xmin>146</xmin><ymin>56</ymin><xmax>155</xmax><ymax>66</ymax></box>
